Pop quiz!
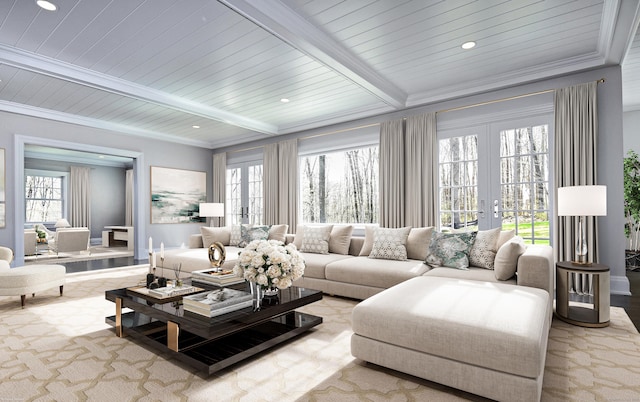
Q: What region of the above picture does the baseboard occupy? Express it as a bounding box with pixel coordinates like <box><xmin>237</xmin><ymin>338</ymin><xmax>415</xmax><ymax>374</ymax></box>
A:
<box><xmin>611</xmin><ymin>275</ymin><xmax>632</xmax><ymax>296</ymax></box>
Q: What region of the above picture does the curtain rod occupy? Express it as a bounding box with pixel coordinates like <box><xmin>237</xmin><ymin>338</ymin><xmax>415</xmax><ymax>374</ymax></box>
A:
<box><xmin>226</xmin><ymin>78</ymin><xmax>605</xmax><ymax>154</ymax></box>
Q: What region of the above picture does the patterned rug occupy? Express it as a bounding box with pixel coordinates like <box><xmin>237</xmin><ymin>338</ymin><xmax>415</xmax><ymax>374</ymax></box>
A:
<box><xmin>1</xmin><ymin>265</ymin><xmax>639</xmax><ymax>401</ymax></box>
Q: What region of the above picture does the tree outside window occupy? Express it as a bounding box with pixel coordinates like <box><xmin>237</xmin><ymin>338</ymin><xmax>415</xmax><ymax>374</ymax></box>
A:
<box><xmin>25</xmin><ymin>175</ymin><xmax>63</xmax><ymax>223</ymax></box>
<box><xmin>300</xmin><ymin>146</ymin><xmax>379</xmax><ymax>224</ymax></box>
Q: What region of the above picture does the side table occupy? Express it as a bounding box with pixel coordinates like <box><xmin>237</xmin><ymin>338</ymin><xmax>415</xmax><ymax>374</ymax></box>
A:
<box><xmin>555</xmin><ymin>261</ymin><xmax>610</xmax><ymax>327</ymax></box>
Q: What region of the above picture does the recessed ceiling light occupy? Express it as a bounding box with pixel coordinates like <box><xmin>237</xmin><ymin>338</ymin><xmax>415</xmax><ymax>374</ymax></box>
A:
<box><xmin>98</xmin><ymin>155</ymin><xmax>105</xmax><ymax>159</ymax></box>
<box><xmin>461</xmin><ymin>41</ymin><xmax>476</xmax><ymax>50</ymax></box>
<box><xmin>280</xmin><ymin>98</ymin><xmax>290</xmax><ymax>103</ymax></box>
<box><xmin>36</xmin><ymin>0</ymin><xmax>57</xmax><ymax>11</ymax></box>
<box><xmin>192</xmin><ymin>125</ymin><xmax>200</xmax><ymax>129</ymax></box>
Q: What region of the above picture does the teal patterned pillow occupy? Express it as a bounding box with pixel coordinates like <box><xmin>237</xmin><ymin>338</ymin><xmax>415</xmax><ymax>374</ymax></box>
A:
<box><xmin>425</xmin><ymin>231</ymin><xmax>477</xmax><ymax>270</ymax></box>
<box><xmin>238</xmin><ymin>225</ymin><xmax>271</xmax><ymax>247</ymax></box>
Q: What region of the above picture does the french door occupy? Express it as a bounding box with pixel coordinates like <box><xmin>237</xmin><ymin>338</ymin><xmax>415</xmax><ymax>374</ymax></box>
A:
<box><xmin>438</xmin><ymin>116</ymin><xmax>553</xmax><ymax>244</ymax></box>
<box><xmin>226</xmin><ymin>162</ymin><xmax>263</xmax><ymax>225</ymax></box>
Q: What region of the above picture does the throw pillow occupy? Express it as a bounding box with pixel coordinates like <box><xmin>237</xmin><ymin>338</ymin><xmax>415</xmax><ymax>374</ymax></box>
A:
<box><xmin>329</xmin><ymin>225</ymin><xmax>354</xmax><ymax>255</ymax></box>
<box><xmin>200</xmin><ymin>226</ymin><xmax>231</xmax><ymax>247</ymax></box>
<box><xmin>358</xmin><ymin>226</ymin><xmax>377</xmax><ymax>256</ymax></box>
<box><xmin>425</xmin><ymin>231</ymin><xmax>477</xmax><ymax>270</ymax></box>
<box><xmin>494</xmin><ymin>236</ymin><xmax>526</xmax><ymax>280</ymax></box>
<box><xmin>238</xmin><ymin>224</ymin><xmax>270</xmax><ymax>248</ymax></box>
<box><xmin>229</xmin><ymin>225</ymin><xmax>243</xmax><ymax>246</ymax></box>
<box><xmin>406</xmin><ymin>227</ymin><xmax>434</xmax><ymax>261</ymax></box>
<box><xmin>268</xmin><ymin>224</ymin><xmax>289</xmax><ymax>243</ymax></box>
<box><xmin>496</xmin><ymin>229</ymin><xmax>516</xmax><ymax>249</ymax></box>
<box><xmin>300</xmin><ymin>225</ymin><xmax>333</xmax><ymax>254</ymax></box>
<box><xmin>293</xmin><ymin>225</ymin><xmax>304</xmax><ymax>250</ymax></box>
<box><xmin>469</xmin><ymin>227</ymin><xmax>501</xmax><ymax>269</ymax></box>
<box><xmin>369</xmin><ymin>227</ymin><xmax>411</xmax><ymax>261</ymax></box>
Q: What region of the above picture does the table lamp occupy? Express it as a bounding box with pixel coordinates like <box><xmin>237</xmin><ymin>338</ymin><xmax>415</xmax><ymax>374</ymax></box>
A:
<box><xmin>199</xmin><ymin>203</ymin><xmax>225</xmax><ymax>227</ymax></box>
<box><xmin>54</xmin><ymin>218</ymin><xmax>71</xmax><ymax>228</ymax></box>
<box><xmin>557</xmin><ymin>185</ymin><xmax>607</xmax><ymax>265</ymax></box>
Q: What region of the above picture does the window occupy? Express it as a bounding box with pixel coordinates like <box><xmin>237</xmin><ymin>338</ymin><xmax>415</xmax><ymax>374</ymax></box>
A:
<box><xmin>25</xmin><ymin>174</ymin><xmax>64</xmax><ymax>223</ymax></box>
<box><xmin>226</xmin><ymin>163</ymin><xmax>263</xmax><ymax>225</ymax></box>
<box><xmin>300</xmin><ymin>146</ymin><xmax>379</xmax><ymax>224</ymax></box>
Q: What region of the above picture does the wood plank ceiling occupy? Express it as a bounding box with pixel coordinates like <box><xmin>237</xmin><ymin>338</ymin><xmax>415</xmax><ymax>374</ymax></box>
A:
<box><xmin>0</xmin><ymin>0</ymin><xmax>639</xmax><ymax>149</ymax></box>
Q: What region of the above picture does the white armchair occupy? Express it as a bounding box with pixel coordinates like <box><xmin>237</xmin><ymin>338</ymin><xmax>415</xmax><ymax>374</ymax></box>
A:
<box><xmin>53</xmin><ymin>227</ymin><xmax>90</xmax><ymax>256</ymax></box>
<box><xmin>24</xmin><ymin>230</ymin><xmax>38</xmax><ymax>256</ymax></box>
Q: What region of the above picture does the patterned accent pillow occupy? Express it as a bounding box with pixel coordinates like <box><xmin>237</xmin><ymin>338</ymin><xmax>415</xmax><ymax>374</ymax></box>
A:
<box><xmin>425</xmin><ymin>231</ymin><xmax>477</xmax><ymax>270</ymax></box>
<box><xmin>469</xmin><ymin>227</ymin><xmax>501</xmax><ymax>269</ymax></box>
<box><xmin>300</xmin><ymin>225</ymin><xmax>333</xmax><ymax>254</ymax></box>
<box><xmin>238</xmin><ymin>225</ymin><xmax>270</xmax><ymax>248</ymax></box>
<box><xmin>369</xmin><ymin>227</ymin><xmax>411</xmax><ymax>261</ymax></box>
<box><xmin>229</xmin><ymin>225</ymin><xmax>243</xmax><ymax>246</ymax></box>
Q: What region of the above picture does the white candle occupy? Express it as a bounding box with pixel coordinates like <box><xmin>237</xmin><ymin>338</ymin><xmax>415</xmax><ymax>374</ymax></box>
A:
<box><xmin>149</xmin><ymin>237</ymin><xmax>153</xmax><ymax>253</ymax></box>
<box><xmin>152</xmin><ymin>251</ymin><xmax>156</xmax><ymax>268</ymax></box>
<box><xmin>160</xmin><ymin>242</ymin><xmax>164</xmax><ymax>259</ymax></box>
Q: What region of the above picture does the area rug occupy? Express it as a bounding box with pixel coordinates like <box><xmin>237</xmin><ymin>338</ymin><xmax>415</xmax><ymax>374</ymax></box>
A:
<box><xmin>23</xmin><ymin>246</ymin><xmax>133</xmax><ymax>265</ymax></box>
<box><xmin>0</xmin><ymin>266</ymin><xmax>639</xmax><ymax>402</ymax></box>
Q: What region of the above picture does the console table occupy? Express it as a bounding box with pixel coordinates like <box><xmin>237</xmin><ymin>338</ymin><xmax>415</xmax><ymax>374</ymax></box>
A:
<box><xmin>102</xmin><ymin>226</ymin><xmax>133</xmax><ymax>250</ymax></box>
<box><xmin>555</xmin><ymin>261</ymin><xmax>610</xmax><ymax>327</ymax></box>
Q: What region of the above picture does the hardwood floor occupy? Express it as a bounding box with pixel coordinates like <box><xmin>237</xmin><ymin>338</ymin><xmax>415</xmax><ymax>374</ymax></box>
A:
<box><xmin>59</xmin><ymin>257</ymin><xmax>640</xmax><ymax>332</ymax></box>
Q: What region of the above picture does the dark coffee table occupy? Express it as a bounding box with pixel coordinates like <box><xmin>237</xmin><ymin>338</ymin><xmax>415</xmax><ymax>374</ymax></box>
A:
<box><xmin>105</xmin><ymin>282</ymin><xmax>322</xmax><ymax>375</ymax></box>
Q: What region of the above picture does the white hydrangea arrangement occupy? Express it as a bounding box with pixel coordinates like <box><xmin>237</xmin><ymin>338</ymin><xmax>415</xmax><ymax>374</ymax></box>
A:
<box><xmin>233</xmin><ymin>239</ymin><xmax>305</xmax><ymax>289</ymax></box>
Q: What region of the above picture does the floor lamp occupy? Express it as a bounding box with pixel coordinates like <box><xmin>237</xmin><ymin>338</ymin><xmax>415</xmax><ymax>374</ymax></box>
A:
<box><xmin>557</xmin><ymin>185</ymin><xmax>607</xmax><ymax>265</ymax></box>
<box><xmin>199</xmin><ymin>203</ymin><xmax>225</xmax><ymax>227</ymax></box>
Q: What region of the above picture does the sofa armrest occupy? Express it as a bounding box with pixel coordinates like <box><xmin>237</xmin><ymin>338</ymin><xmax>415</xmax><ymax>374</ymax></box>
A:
<box><xmin>516</xmin><ymin>244</ymin><xmax>554</xmax><ymax>295</ymax></box>
<box><xmin>189</xmin><ymin>234</ymin><xmax>204</xmax><ymax>249</ymax></box>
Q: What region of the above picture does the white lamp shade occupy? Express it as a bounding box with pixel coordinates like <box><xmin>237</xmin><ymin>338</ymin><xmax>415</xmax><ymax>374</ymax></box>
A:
<box><xmin>557</xmin><ymin>185</ymin><xmax>607</xmax><ymax>216</ymax></box>
<box><xmin>199</xmin><ymin>203</ymin><xmax>225</xmax><ymax>217</ymax></box>
<box><xmin>54</xmin><ymin>218</ymin><xmax>71</xmax><ymax>228</ymax></box>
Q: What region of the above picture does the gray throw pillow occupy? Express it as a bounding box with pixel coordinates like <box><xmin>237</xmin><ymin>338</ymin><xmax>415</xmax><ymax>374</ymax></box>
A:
<box><xmin>425</xmin><ymin>231</ymin><xmax>477</xmax><ymax>270</ymax></box>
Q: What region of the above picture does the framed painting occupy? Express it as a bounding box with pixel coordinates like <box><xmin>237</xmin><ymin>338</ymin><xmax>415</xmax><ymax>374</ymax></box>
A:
<box><xmin>150</xmin><ymin>166</ymin><xmax>206</xmax><ymax>224</ymax></box>
<box><xmin>0</xmin><ymin>148</ymin><xmax>4</xmax><ymax>228</ymax></box>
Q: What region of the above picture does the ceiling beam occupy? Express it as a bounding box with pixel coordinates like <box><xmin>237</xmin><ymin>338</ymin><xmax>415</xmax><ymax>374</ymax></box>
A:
<box><xmin>0</xmin><ymin>44</ymin><xmax>278</xmax><ymax>135</ymax></box>
<box><xmin>220</xmin><ymin>0</ymin><xmax>407</xmax><ymax>109</ymax></box>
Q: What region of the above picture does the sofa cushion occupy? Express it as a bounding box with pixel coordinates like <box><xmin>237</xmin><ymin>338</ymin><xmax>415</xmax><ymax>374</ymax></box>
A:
<box><xmin>468</xmin><ymin>227</ymin><xmax>500</xmax><ymax>269</ymax></box>
<box><xmin>406</xmin><ymin>227</ymin><xmax>434</xmax><ymax>261</ymax></box>
<box><xmin>268</xmin><ymin>224</ymin><xmax>288</xmax><ymax>243</ymax></box>
<box><xmin>369</xmin><ymin>227</ymin><xmax>411</xmax><ymax>261</ymax></box>
<box><xmin>200</xmin><ymin>226</ymin><xmax>231</xmax><ymax>247</ymax></box>
<box><xmin>425</xmin><ymin>231</ymin><xmax>477</xmax><ymax>269</ymax></box>
<box><xmin>424</xmin><ymin>267</ymin><xmax>516</xmax><ymax>285</ymax></box>
<box><xmin>494</xmin><ymin>236</ymin><xmax>526</xmax><ymax>280</ymax></box>
<box><xmin>300</xmin><ymin>225</ymin><xmax>333</xmax><ymax>254</ymax></box>
<box><xmin>326</xmin><ymin>256</ymin><xmax>428</xmax><ymax>289</ymax></box>
<box><xmin>351</xmin><ymin>276</ymin><xmax>550</xmax><ymax>379</ymax></box>
<box><xmin>497</xmin><ymin>229</ymin><xmax>515</xmax><ymax>249</ymax></box>
<box><xmin>358</xmin><ymin>226</ymin><xmax>376</xmax><ymax>256</ymax></box>
<box><xmin>299</xmin><ymin>252</ymin><xmax>353</xmax><ymax>279</ymax></box>
<box><xmin>329</xmin><ymin>225</ymin><xmax>354</xmax><ymax>255</ymax></box>
<box><xmin>239</xmin><ymin>225</ymin><xmax>270</xmax><ymax>248</ymax></box>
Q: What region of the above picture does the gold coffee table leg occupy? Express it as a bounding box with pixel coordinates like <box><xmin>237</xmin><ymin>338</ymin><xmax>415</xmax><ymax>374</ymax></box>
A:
<box><xmin>115</xmin><ymin>297</ymin><xmax>125</xmax><ymax>337</ymax></box>
<box><xmin>167</xmin><ymin>321</ymin><xmax>179</xmax><ymax>352</ymax></box>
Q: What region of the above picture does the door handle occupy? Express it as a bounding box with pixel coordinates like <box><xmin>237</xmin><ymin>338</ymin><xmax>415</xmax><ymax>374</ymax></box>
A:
<box><xmin>493</xmin><ymin>200</ymin><xmax>500</xmax><ymax>218</ymax></box>
<box><xmin>479</xmin><ymin>200</ymin><xmax>485</xmax><ymax>218</ymax></box>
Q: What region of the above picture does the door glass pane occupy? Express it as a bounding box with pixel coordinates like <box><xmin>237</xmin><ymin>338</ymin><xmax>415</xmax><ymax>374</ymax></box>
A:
<box><xmin>226</xmin><ymin>168</ymin><xmax>242</xmax><ymax>225</ymax></box>
<box><xmin>248</xmin><ymin>165</ymin><xmax>263</xmax><ymax>224</ymax></box>
<box><xmin>438</xmin><ymin>135</ymin><xmax>478</xmax><ymax>231</ymax></box>
<box><xmin>499</xmin><ymin>125</ymin><xmax>550</xmax><ymax>244</ymax></box>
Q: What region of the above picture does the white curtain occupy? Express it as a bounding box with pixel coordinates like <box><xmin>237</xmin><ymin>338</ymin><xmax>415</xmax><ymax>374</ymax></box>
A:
<box><xmin>213</xmin><ymin>153</ymin><xmax>226</xmax><ymax>227</ymax></box>
<box><xmin>405</xmin><ymin>112</ymin><xmax>438</xmax><ymax>227</ymax></box>
<box><xmin>278</xmin><ymin>139</ymin><xmax>298</xmax><ymax>233</ymax></box>
<box><xmin>69</xmin><ymin>166</ymin><xmax>91</xmax><ymax>228</ymax></box>
<box><xmin>554</xmin><ymin>81</ymin><xmax>599</xmax><ymax>294</ymax></box>
<box><xmin>125</xmin><ymin>169</ymin><xmax>133</xmax><ymax>227</ymax></box>
<box><xmin>379</xmin><ymin>119</ymin><xmax>405</xmax><ymax>228</ymax></box>
<box><xmin>263</xmin><ymin>143</ymin><xmax>279</xmax><ymax>225</ymax></box>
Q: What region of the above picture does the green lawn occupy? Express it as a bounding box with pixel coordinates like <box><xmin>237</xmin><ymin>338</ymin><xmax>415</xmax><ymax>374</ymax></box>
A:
<box><xmin>501</xmin><ymin>221</ymin><xmax>550</xmax><ymax>245</ymax></box>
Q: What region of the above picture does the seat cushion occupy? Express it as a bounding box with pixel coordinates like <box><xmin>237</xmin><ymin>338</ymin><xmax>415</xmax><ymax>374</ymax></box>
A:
<box><xmin>299</xmin><ymin>252</ymin><xmax>353</xmax><ymax>279</ymax></box>
<box><xmin>351</xmin><ymin>276</ymin><xmax>550</xmax><ymax>378</ymax></box>
<box><xmin>326</xmin><ymin>256</ymin><xmax>429</xmax><ymax>288</ymax></box>
<box><xmin>424</xmin><ymin>267</ymin><xmax>516</xmax><ymax>285</ymax></box>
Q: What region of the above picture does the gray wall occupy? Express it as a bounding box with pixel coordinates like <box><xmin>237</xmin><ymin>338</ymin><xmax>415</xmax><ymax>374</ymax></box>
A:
<box><xmin>623</xmin><ymin>110</ymin><xmax>640</xmax><ymax>154</ymax></box>
<box><xmin>218</xmin><ymin>65</ymin><xmax>629</xmax><ymax>295</ymax></box>
<box><xmin>0</xmin><ymin>112</ymin><xmax>213</xmax><ymax>264</ymax></box>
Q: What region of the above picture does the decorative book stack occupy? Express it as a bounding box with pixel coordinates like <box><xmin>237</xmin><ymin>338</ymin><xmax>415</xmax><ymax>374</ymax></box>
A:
<box><xmin>183</xmin><ymin>288</ymin><xmax>253</xmax><ymax>317</ymax></box>
<box><xmin>147</xmin><ymin>285</ymin><xmax>200</xmax><ymax>299</ymax></box>
<box><xmin>191</xmin><ymin>268</ymin><xmax>244</xmax><ymax>287</ymax></box>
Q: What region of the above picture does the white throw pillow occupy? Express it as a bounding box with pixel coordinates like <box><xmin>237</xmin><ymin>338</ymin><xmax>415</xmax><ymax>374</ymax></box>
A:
<box><xmin>358</xmin><ymin>226</ymin><xmax>377</xmax><ymax>256</ymax></box>
<box><xmin>268</xmin><ymin>224</ymin><xmax>289</xmax><ymax>243</ymax></box>
<box><xmin>300</xmin><ymin>225</ymin><xmax>333</xmax><ymax>254</ymax></box>
<box><xmin>406</xmin><ymin>227</ymin><xmax>434</xmax><ymax>261</ymax></box>
<box><xmin>494</xmin><ymin>236</ymin><xmax>527</xmax><ymax>280</ymax></box>
<box><xmin>293</xmin><ymin>225</ymin><xmax>304</xmax><ymax>250</ymax></box>
<box><xmin>200</xmin><ymin>226</ymin><xmax>231</xmax><ymax>247</ymax></box>
<box><xmin>469</xmin><ymin>227</ymin><xmax>501</xmax><ymax>269</ymax></box>
<box><xmin>368</xmin><ymin>227</ymin><xmax>411</xmax><ymax>261</ymax></box>
<box><xmin>329</xmin><ymin>225</ymin><xmax>354</xmax><ymax>255</ymax></box>
<box><xmin>496</xmin><ymin>229</ymin><xmax>516</xmax><ymax>249</ymax></box>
